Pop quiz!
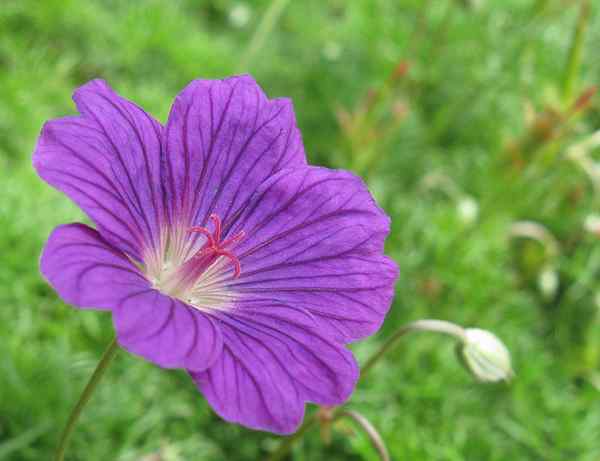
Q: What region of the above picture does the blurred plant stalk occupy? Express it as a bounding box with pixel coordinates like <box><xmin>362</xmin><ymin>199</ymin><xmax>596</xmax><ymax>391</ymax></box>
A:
<box><xmin>567</xmin><ymin>131</ymin><xmax>600</xmax><ymax>196</ymax></box>
<box><xmin>509</xmin><ymin>221</ymin><xmax>561</xmax><ymax>300</ymax></box>
<box><xmin>499</xmin><ymin>0</ymin><xmax>600</xmax><ymax>388</ymax></box>
<box><xmin>421</xmin><ymin>171</ymin><xmax>480</xmax><ymax>225</ymax></box>
<box><xmin>509</xmin><ymin>221</ymin><xmax>560</xmax><ymax>259</ymax></box>
<box><xmin>507</xmin><ymin>0</ymin><xmax>594</xmax><ymax>171</ymax></box>
<box><xmin>562</xmin><ymin>0</ymin><xmax>591</xmax><ymax>104</ymax></box>
<box><xmin>336</xmin><ymin>60</ymin><xmax>411</xmax><ymax>178</ymax></box>
<box><xmin>237</xmin><ymin>0</ymin><xmax>290</xmax><ymax>72</ymax></box>
<box><xmin>506</xmin><ymin>85</ymin><xmax>596</xmax><ymax>171</ymax></box>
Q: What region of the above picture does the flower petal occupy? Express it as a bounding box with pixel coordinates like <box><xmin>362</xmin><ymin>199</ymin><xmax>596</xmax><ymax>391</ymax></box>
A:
<box><xmin>222</xmin><ymin>167</ymin><xmax>399</xmax><ymax>343</ymax></box>
<box><xmin>112</xmin><ymin>291</ymin><xmax>223</xmax><ymax>372</ymax></box>
<box><xmin>41</xmin><ymin>224</ymin><xmax>223</xmax><ymax>371</ymax></box>
<box><xmin>40</xmin><ymin>223</ymin><xmax>150</xmax><ymax>310</ymax></box>
<box><xmin>163</xmin><ymin>75</ymin><xmax>306</xmax><ymax>229</ymax></box>
<box><xmin>33</xmin><ymin>79</ymin><xmax>165</xmax><ymax>261</ymax></box>
<box><xmin>190</xmin><ymin>303</ymin><xmax>358</xmax><ymax>434</ymax></box>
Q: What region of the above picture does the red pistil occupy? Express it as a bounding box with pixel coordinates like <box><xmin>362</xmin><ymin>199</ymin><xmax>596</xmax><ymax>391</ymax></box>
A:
<box><xmin>189</xmin><ymin>214</ymin><xmax>245</xmax><ymax>278</ymax></box>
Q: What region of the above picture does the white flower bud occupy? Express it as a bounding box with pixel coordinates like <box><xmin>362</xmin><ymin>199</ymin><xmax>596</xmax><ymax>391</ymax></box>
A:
<box><xmin>538</xmin><ymin>266</ymin><xmax>558</xmax><ymax>300</ymax></box>
<box><xmin>456</xmin><ymin>196</ymin><xmax>479</xmax><ymax>224</ymax></box>
<box><xmin>584</xmin><ymin>214</ymin><xmax>600</xmax><ymax>236</ymax></box>
<box><xmin>229</xmin><ymin>3</ymin><xmax>251</xmax><ymax>28</ymax></box>
<box><xmin>458</xmin><ymin>328</ymin><xmax>514</xmax><ymax>382</ymax></box>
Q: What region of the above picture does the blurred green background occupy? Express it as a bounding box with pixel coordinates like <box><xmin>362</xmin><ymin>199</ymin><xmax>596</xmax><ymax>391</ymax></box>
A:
<box><xmin>1</xmin><ymin>0</ymin><xmax>600</xmax><ymax>459</ymax></box>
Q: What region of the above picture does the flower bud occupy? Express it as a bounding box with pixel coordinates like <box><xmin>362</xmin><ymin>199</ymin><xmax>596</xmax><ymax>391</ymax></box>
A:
<box><xmin>538</xmin><ymin>266</ymin><xmax>559</xmax><ymax>300</ymax></box>
<box><xmin>229</xmin><ymin>3</ymin><xmax>251</xmax><ymax>28</ymax></box>
<box><xmin>584</xmin><ymin>214</ymin><xmax>600</xmax><ymax>236</ymax></box>
<box><xmin>458</xmin><ymin>328</ymin><xmax>514</xmax><ymax>382</ymax></box>
<box><xmin>456</xmin><ymin>196</ymin><xmax>479</xmax><ymax>225</ymax></box>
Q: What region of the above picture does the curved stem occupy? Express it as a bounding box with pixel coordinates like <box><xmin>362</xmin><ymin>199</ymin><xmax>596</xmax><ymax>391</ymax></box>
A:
<box><xmin>267</xmin><ymin>319</ymin><xmax>466</xmax><ymax>460</ymax></box>
<box><xmin>335</xmin><ymin>410</ymin><xmax>389</xmax><ymax>461</ymax></box>
<box><xmin>509</xmin><ymin>220</ymin><xmax>560</xmax><ymax>259</ymax></box>
<box><xmin>361</xmin><ymin>319</ymin><xmax>465</xmax><ymax>378</ymax></box>
<box><xmin>267</xmin><ymin>413</ymin><xmax>318</xmax><ymax>461</ymax></box>
<box><xmin>55</xmin><ymin>338</ymin><xmax>120</xmax><ymax>461</ymax></box>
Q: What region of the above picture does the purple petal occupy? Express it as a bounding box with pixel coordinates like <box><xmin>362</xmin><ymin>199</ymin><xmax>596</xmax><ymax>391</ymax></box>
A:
<box><xmin>190</xmin><ymin>303</ymin><xmax>358</xmax><ymax>434</ymax></box>
<box><xmin>41</xmin><ymin>223</ymin><xmax>223</xmax><ymax>371</ymax></box>
<box><xmin>223</xmin><ymin>166</ymin><xmax>399</xmax><ymax>343</ymax></box>
<box><xmin>40</xmin><ymin>223</ymin><xmax>149</xmax><ymax>310</ymax></box>
<box><xmin>33</xmin><ymin>80</ymin><xmax>165</xmax><ymax>261</ymax></box>
<box><xmin>112</xmin><ymin>291</ymin><xmax>223</xmax><ymax>372</ymax></box>
<box><xmin>163</xmin><ymin>75</ymin><xmax>306</xmax><ymax>229</ymax></box>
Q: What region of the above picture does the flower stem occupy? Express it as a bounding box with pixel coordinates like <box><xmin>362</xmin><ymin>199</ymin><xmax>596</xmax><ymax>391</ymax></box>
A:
<box><xmin>563</xmin><ymin>0</ymin><xmax>591</xmax><ymax>104</ymax></box>
<box><xmin>55</xmin><ymin>338</ymin><xmax>120</xmax><ymax>461</ymax></box>
<box><xmin>267</xmin><ymin>319</ymin><xmax>466</xmax><ymax>460</ymax></box>
<box><xmin>267</xmin><ymin>413</ymin><xmax>319</xmax><ymax>461</ymax></box>
<box><xmin>335</xmin><ymin>410</ymin><xmax>390</xmax><ymax>461</ymax></box>
<box><xmin>361</xmin><ymin>319</ymin><xmax>465</xmax><ymax>378</ymax></box>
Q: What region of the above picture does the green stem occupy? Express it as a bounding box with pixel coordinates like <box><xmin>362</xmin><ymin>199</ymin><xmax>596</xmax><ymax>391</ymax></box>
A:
<box><xmin>335</xmin><ymin>410</ymin><xmax>390</xmax><ymax>461</ymax></box>
<box><xmin>563</xmin><ymin>0</ymin><xmax>591</xmax><ymax>104</ymax></box>
<box><xmin>267</xmin><ymin>319</ymin><xmax>466</xmax><ymax>460</ymax></box>
<box><xmin>237</xmin><ymin>0</ymin><xmax>291</xmax><ymax>72</ymax></box>
<box><xmin>267</xmin><ymin>413</ymin><xmax>318</xmax><ymax>461</ymax></box>
<box><xmin>361</xmin><ymin>319</ymin><xmax>465</xmax><ymax>378</ymax></box>
<box><xmin>55</xmin><ymin>338</ymin><xmax>120</xmax><ymax>461</ymax></box>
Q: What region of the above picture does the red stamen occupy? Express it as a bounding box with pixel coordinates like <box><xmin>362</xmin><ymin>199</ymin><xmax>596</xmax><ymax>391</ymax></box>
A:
<box><xmin>188</xmin><ymin>214</ymin><xmax>244</xmax><ymax>278</ymax></box>
<box><xmin>210</xmin><ymin>213</ymin><xmax>222</xmax><ymax>242</ymax></box>
<box><xmin>215</xmin><ymin>249</ymin><xmax>242</xmax><ymax>278</ymax></box>
<box><xmin>221</xmin><ymin>230</ymin><xmax>246</xmax><ymax>248</ymax></box>
<box><xmin>188</xmin><ymin>226</ymin><xmax>216</xmax><ymax>247</ymax></box>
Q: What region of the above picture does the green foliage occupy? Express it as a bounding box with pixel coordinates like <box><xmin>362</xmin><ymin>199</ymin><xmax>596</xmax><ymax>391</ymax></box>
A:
<box><xmin>1</xmin><ymin>0</ymin><xmax>599</xmax><ymax>459</ymax></box>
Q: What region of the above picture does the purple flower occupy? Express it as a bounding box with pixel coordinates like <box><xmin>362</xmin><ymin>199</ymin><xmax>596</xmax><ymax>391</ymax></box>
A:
<box><xmin>33</xmin><ymin>76</ymin><xmax>398</xmax><ymax>434</ymax></box>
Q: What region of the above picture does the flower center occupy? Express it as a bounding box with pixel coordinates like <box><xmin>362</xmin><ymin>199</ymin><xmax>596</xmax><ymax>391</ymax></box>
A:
<box><xmin>150</xmin><ymin>214</ymin><xmax>245</xmax><ymax>308</ymax></box>
<box><xmin>188</xmin><ymin>214</ymin><xmax>245</xmax><ymax>279</ymax></box>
